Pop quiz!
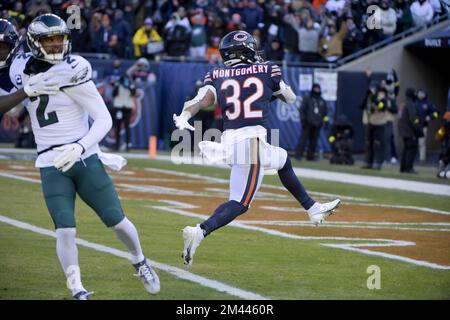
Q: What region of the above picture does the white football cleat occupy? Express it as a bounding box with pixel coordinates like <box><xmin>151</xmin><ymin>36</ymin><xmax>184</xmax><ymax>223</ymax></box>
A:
<box><xmin>307</xmin><ymin>199</ymin><xmax>341</xmax><ymax>226</ymax></box>
<box><xmin>182</xmin><ymin>224</ymin><xmax>204</xmax><ymax>266</ymax></box>
<box><xmin>73</xmin><ymin>290</ymin><xmax>94</xmax><ymax>300</ymax></box>
<box><xmin>133</xmin><ymin>258</ymin><xmax>160</xmax><ymax>294</ymax></box>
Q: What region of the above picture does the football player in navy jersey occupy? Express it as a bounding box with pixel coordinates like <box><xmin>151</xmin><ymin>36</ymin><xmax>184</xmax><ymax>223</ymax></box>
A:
<box><xmin>173</xmin><ymin>30</ymin><xmax>341</xmax><ymax>267</ymax></box>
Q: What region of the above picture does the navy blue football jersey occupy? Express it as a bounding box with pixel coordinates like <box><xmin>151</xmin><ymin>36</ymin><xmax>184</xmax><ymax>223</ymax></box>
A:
<box><xmin>0</xmin><ymin>66</ymin><xmax>15</xmax><ymax>94</ymax></box>
<box><xmin>204</xmin><ymin>62</ymin><xmax>282</xmax><ymax>130</ymax></box>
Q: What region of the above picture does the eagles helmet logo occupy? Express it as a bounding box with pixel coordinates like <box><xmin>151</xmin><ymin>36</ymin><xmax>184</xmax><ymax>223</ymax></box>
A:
<box><xmin>70</xmin><ymin>66</ymin><xmax>89</xmax><ymax>83</ymax></box>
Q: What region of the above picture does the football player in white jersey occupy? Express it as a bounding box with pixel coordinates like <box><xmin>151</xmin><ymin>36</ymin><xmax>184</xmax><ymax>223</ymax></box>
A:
<box><xmin>2</xmin><ymin>14</ymin><xmax>160</xmax><ymax>299</ymax></box>
<box><xmin>0</xmin><ymin>19</ymin><xmax>58</xmax><ymax>114</ymax></box>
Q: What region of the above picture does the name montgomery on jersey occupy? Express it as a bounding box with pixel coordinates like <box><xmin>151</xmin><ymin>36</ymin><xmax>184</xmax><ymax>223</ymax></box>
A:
<box><xmin>211</xmin><ymin>64</ymin><xmax>269</xmax><ymax>79</ymax></box>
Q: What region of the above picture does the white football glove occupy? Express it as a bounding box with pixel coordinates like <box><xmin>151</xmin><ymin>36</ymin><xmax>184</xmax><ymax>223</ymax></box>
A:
<box><xmin>24</xmin><ymin>72</ymin><xmax>60</xmax><ymax>97</ymax></box>
<box><xmin>173</xmin><ymin>111</ymin><xmax>195</xmax><ymax>131</ymax></box>
<box><xmin>53</xmin><ymin>143</ymin><xmax>85</xmax><ymax>172</ymax></box>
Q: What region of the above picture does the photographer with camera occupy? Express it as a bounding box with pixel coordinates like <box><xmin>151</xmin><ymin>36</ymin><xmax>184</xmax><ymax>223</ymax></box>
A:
<box><xmin>361</xmin><ymin>69</ymin><xmax>389</xmax><ymax>170</ymax></box>
<box><xmin>399</xmin><ymin>88</ymin><xmax>423</xmax><ymax>174</ymax></box>
<box><xmin>328</xmin><ymin>114</ymin><xmax>355</xmax><ymax>165</ymax></box>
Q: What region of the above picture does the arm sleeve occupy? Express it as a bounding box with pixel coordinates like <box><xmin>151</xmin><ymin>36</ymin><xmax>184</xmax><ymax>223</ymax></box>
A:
<box><xmin>63</xmin><ymin>80</ymin><xmax>113</xmax><ymax>151</ymax></box>
<box><xmin>203</xmin><ymin>71</ymin><xmax>213</xmax><ymax>86</ymax></box>
<box><xmin>270</xmin><ymin>64</ymin><xmax>282</xmax><ymax>93</ymax></box>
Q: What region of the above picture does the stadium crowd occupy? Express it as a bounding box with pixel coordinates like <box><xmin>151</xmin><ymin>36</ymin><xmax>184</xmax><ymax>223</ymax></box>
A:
<box><xmin>0</xmin><ymin>0</ymin><xmax>447</xmax><ymax>63</ymax></box>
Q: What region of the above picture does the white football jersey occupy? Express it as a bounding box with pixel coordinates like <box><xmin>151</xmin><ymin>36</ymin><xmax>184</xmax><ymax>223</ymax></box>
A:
<box><xmin>10</xmin><ymin>53</ymin><xmax>92</xmax><ymax>148</ymax></box>
<box><xmin>9</xmin><ymin>53</ymin><xmax>109</xmax><ymax>168</ymax></box>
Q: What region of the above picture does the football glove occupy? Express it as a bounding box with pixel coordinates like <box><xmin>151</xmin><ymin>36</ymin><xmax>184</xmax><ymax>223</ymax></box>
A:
<box><xmin>53</xmin><ymin>143</ymin><xmax>85</xmax><ymax>172</ymax></box>
<box><xmin>173</xmin><ymin>111</ymin><xmax>195</xmax><ymax>131</ymax></box>
<box><xmin>24</xmin><ymin>72</ymin><xmax>60</xmax><ymax>97</ymax></box>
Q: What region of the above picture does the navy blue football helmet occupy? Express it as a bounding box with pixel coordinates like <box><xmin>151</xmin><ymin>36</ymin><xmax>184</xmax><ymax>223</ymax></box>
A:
<box><xmin>0</xmin><ymin>19</ymin><xmax>20</xmax><ymax>69</ymax></box>
<box><xmin>219</xmin><ymin>30</ymin><xmax>263</xmax><ymax>66</ymax></box>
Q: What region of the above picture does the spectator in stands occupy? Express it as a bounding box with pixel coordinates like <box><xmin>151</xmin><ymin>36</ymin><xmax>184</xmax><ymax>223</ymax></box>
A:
<box><xmin>265</xmin><ymin>38</ymin><xmax>284</xmax><ymax>62</ymax></box>
<box><xmin>71</xmin><ymin>16</ymin><xmax>92</xmax><ymax>53</ymax></box>
<box><xmin>206</xmin><ymin>13</ymin><xmax>226</xmax><ymax>39</ymax></box>
<box><xmin>281</xmin><ymin>14</ymin><xmax>301</xmax><ymax>62</ymax></box>
<box><xmin>380</xmin><ymin>0</ymin><xmax>398</xmax><ymax>38</ymax></box>
<box><xmin>410</xmin><ymin>0</ymin><xmax>434</xmax><ymax>27</ymax></box>
<box><xmin>164</xmin><ymin>12</ymin><xmax>191</xmax><ymax>57</ymax></box>
<box><xmin>241</xmin><ymin>0</ymin><xmax>263</xmax><ymax>34</ymax></box>
<box><xmin>7</xmin><ymin>3</ymin><xmax>25</xmax><ymax>28</ymax></box>
<box><xmin>112</xmin><ymin>9</ymin><xmax>133</xmax><ymax>58</ymax></box>
<box><xmin>399</xmin><ymin>88</ymin><xmax>423</xmax><ymax>173</ymax></box>
<box><xmin>296</xmin><ymin>83</ymin><xmax>329</xmax><ymax>161</ymax></box>
<box><xmin>206</xmin><ymin>36</ymin><xmax>221</xmax><ymax>64</ymax></box>
<box><xmin>133</xmin><ymin>17</ymin><xmax>163</xmax><ymax>59</ymax></box>
<box><xmin>92</xmin><ymin>14</ymin><xmax>116</xmax><ymax>54</ymax></box>
<box><xmin>311</xmin><ymin>0</ymin><xmax>328</xmax><ymax>14</ymax></box>
<box><xmin>112</xmin><ymin>74</ymin><xmax>137</xmax><ymax>152</ymax></box>
<box><xmin>343</xmin><ymin>17</ymin><xmax>364</xmax><ymax>57</ymax></box>
<box><xmin>289</xmin><ymin>14</ymin><xmax>323</xmax><ymax>62</ymax></box>
<box><xmin>325</xmin><ymin>0</ymin><xmax>347</xmax><ymax>16</ymax></box>
<box><xmin>190</xmin><ymin>9</ymin><xmax>208</xmax><ymax>59</ymax></box>
<box><xmin>126</xmin><ymin>57</ymin><xmax>157</xmax><ymax>86</ymax></box>
<box><xmin>394</xmin><ymin>0</ymin><xmax>413</xmax><ymax>34</ymax></box>
<box><xmin>429</xmin><ymin>0</ymin><xmax>444</xmax><ymax>17</ymax></box>
<box><xmin>165</xmin><ymin>7</ymin><xmax>191</xmax><ymax>32</ymax></box>
<box><xmin>416</xmin><ymin>89</ymin><xmax>439</xmax><ymax>163</ymax></box>
<box><xmin>226</xmin><ymin>13</ymin><xmax>247</xmax><ymax>32</ymax></box>
<box><xmin>26</xmin><ymin>0</ymin><xmax>51</xmax><ymax>19</ymax></box>
<box><xmin>319</xmin><ymin>18</ymin><xmax>348</xmax><ymax>62</ymax></box>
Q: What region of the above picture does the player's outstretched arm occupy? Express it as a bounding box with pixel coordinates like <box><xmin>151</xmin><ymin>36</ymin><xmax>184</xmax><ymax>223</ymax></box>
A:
<box><xmin>173</xmin><ymin>86</ymin><xmax>216</xmax><ymax>131</ymax></box>
<box><xmin>0</xmin><ymin>90</ymin><xmax>27</xmax><ymax>114</ymax></box>
<box><xmin>0</xmin><ymin>72</ymin><xmax>60</xmax><ymax>114</ymax></box>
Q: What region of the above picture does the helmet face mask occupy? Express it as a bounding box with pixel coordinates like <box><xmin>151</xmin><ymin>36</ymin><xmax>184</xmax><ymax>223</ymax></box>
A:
<box><xmin>0</xmin><ymin>19</ymin><xmax>20</xmax><ymax>69</ymax></box>
<box><xmin>219</xmin><ymin>31</ymin><xmax>263</xmax><ymax>66</ymax></box>
<box><xmin>27</xmin><ymin>14</ymin><xmax>71</xmax><ymax>64</ymax></box>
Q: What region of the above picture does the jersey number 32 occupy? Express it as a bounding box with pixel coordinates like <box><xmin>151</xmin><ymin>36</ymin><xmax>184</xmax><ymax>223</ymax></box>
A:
<box><xmin>220</xmin><ymin>77</ymin><xmax>264</xmax><ymax>120</ymax></box>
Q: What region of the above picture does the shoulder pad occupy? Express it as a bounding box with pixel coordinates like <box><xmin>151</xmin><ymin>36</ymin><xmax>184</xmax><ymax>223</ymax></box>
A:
<box><xmin>9</xmin><ymin>53</ymin><xmax>32</xmax><ymax>89</ymax></box>
<box><xmin>58</xmin><ymin>55</ymin><xmax>92</xmax><ymax>88</ymax></box>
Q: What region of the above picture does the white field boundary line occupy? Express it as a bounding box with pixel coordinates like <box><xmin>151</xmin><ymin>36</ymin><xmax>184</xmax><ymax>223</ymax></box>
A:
<box><xmin>2</xmin><ymin>149</ymin><xmax>449</xmax><ymax>196</ymax></box>
<box><xmin>147</xmin><ymin>200</ymin><xmax>450</xmax><ymax>270</ymax></box>
<box><xmin>260</xmin><ymin>204</ymin><xmax>450</xmax><ymax>216</ymax></box>
<box><xmin>240</xmin><ymin>220</ymin><xmax>450</xmax><ymax>232</ymax></box>
<box><xmin>144</xmin><ymin>167</ymin><xmax>369</xmax><ymax>202</ymax></box>
<box><xmin>0</xmin><ymin>215</ymin><xmax>268</xmax><ymax>300</ymax></box>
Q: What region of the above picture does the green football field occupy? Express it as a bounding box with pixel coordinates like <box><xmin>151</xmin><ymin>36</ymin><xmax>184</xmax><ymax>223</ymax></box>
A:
<box><xmin>0</xmin><ymin>155</ymin><xmax>449</xmax><ymax>300</ymax></box>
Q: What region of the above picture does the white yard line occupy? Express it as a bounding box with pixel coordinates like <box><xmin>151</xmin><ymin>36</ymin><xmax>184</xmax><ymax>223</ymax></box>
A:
<box><xmin>148</xmin><ymin>200</ymin><xmax>450</xmax><ymax>270</ymax></box>
<box><xmin>144</xmin><ymin>168</ymin><xmax>368</xmax><ymax>202</ymax></box>
<box><xmin>0</xmin><ymin>215</ymin><xmax>268</xmax><ymax>300</ymax></box>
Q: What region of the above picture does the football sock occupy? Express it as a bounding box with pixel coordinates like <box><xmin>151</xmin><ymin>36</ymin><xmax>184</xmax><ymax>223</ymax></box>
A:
<box><xmin>111</xmin><ymin>217</ymin><xmax>145</xmax><ymax>264</ymax></box>
<box><xmin>200</xmin><ymin>200</ymin><xmax>248</xmax><ymax>236</ymax></box>
<box><xmin>55</xmin><ymin>228</ymin><xmax>86</xmax><ymax>295</ymax></box>
<box><xmin>277</xmin><ymin>157</ymin><xmax>315</xmax><ymax>210</ymax></box>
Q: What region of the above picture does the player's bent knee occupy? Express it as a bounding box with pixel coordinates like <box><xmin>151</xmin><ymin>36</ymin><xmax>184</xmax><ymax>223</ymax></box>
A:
<box><xmin>99</xmin><ymin>208</ymin><xmax>125</xmax><ymax>228</ymax></box>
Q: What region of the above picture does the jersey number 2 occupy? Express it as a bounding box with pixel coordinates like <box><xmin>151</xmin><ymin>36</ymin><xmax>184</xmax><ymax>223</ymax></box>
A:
<box><xmin>221</xmin><ymin>78</ymin><xmax>264</xmax><ymax>120</ymax></box>
<box><xmin>31</xmin><ymin>95</ymin><xmax>59</xmax><ymax>128</ymax></box>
